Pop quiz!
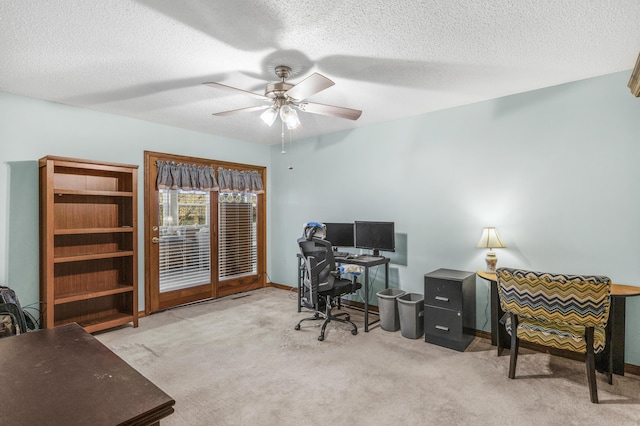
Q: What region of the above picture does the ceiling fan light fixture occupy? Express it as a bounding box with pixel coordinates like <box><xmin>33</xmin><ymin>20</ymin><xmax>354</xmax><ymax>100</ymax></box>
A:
<box><xmin>279</xmin><ymin>104</ymin><xmax>300</xmax><ymax>129</ymax></box>
<box><xmin>204</xmin><ymin>65</ymin><xmax>361</xmax><ymax>129</ymax></box>
<box><xmin>286</xmin><ymin>110</ymin><xmax>301</xmax><ymax>129</ymax></box>
<box><xmin>279</xmin><ymin>104</ymin><xmax>293</xmax><ymax>121</ymax></box>
<box><xmin>260</xmin><ymin>106</ymin><xmax>278</xmax><ymax>126</ymax></box>
<box><xmin>286</xmin><ymin>118</ymin><xmax>300</xmax><ymax>130</ymax></box>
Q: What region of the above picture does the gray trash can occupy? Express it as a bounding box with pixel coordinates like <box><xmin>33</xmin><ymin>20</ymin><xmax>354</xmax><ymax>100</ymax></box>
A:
<box><xmin>397</xmin><ymin>293</ymin><xmax>425</xmax><ymax>339</ymax></box>
<box><xmin>376</xmin><ymin>288</ymin><xmax>406</xmax><ymax>331</ymax></box>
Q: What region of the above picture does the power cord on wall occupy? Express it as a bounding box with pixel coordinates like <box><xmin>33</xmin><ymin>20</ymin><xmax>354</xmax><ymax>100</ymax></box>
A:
<box><xmin>22</xmin><ymin>304</ymin><xmax>41</xmax><ymax>330</ymax></box>
<box><xmin>481</xmin><ymin>283</ymin><xmax>490</xmax><ymax>331</ymax></box>
<box><xmin>353</xmin><ymin>265</ymin><xmax>379</xmax><ymax>305</ymax></box>
<box><xmin>260</xmin><ymin>270</ymin><xmax>300</xmax><ymax>302</ymax></box>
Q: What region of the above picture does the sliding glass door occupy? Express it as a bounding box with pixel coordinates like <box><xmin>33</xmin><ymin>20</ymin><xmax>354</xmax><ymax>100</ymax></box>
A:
<box><xmin>144</xmin><ymin>151</ymin><xmax>266</xmax><ymax>313</ymax></box>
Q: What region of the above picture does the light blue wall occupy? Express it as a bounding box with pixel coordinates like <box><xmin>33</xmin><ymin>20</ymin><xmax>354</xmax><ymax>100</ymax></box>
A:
<box><xmin>2</xmin><ymin>71</ymin><xmax>640</xmax><ymax>365</ymax></box>
<box><xmin>0</xmin><ymin>92</ymin><xmax>271</xmax><ymax>313</ymax></box>
<box><xmin>269</xmin><ymin>71</ymin><xmax>640</xmax><ymax>365</ymax></box>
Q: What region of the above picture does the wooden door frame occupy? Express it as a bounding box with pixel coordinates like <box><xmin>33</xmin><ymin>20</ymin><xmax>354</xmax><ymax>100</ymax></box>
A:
<box><xmin>143</xmin><ymin>151</ymin><xmax>267</xmax><ymax>315</ymax></box>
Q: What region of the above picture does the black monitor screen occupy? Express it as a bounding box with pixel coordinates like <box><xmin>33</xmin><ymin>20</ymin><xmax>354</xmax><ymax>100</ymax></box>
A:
<box><xmin>355</xmin><ymin>221</ymin><xmax>395</xmax><ymax>255</ymax></box>
<box><xmin>324</xmin><ymin>222</ymin><xmax>354</xmax><ymax>248</ymax></box>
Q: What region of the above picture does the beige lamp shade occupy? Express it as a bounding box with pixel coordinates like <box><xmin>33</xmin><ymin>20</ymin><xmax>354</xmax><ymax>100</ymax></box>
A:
<box><xmin>476</xmin><ymin>227</ymin><xmax>506</xmax><ymax>249</ymax></box>
<box><xmin>476</xmin><ymin>227</ymin><xmax>506</xmax><ymax>273</ymax></box>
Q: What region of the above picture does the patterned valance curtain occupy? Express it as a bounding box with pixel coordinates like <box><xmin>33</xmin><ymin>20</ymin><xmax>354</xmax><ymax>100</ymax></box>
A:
<box><xmin>217</xmin><ymin>167</ymin><xmax>264</xmax><ymax>194</ymax></box>
<box><xmin>156</xmin><ymin>161</ymin><xmax>219</xmax><ymax>191</ymax></box>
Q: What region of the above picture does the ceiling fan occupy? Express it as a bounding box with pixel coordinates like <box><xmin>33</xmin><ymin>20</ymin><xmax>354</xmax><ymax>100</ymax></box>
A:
<box><xmin>203</xmin><ymin>65</ymin><xmax>362</xmax><ymax>129</ymax></box>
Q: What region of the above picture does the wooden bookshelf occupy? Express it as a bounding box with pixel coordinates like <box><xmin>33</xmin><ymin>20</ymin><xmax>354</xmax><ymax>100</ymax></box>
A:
<box><xmin>39</xmin><ymin>156</ymin><xmax>139</xmax><ymax>332</ymax></box>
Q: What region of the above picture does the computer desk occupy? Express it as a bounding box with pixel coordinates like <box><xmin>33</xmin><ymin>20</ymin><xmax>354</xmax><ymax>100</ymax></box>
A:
<box><xmin>477</xmin><ymin>270</ymin><xmax>640</xmax><ymax>376</ymax></box>
<box><xmin>297</xmin><ymin>254</ymin><xmax>390</xmax><ymax>332</ymax></box>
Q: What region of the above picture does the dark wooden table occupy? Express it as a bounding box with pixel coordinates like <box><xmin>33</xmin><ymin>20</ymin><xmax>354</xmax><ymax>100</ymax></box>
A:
<box><xmin>0</xmin><ymin>323</ymin><xmax>175</xmax><ymax>425</ymax></box>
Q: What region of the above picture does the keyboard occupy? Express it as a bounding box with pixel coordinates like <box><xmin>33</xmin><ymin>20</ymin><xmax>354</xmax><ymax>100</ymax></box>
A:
<box><xmin>336</xmin><ymin>254</ymin><xmax>383</xmax><ymax>262</ymax></box>
<box><xmin>333</xmin><ymin>251</ymin><xmax>350</xmax><ymax>258</ymax></box>
<box><xmin>353</xmin><ymin>255</ymin><xmax>383</xmax><ymax>262</ymax></box>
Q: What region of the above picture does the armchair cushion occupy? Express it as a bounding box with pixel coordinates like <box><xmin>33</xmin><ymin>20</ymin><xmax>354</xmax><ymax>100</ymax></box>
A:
<box><xmin>504</xmin><ymin>316</ymin><xmax>606</xmax><ymax>353</ymax></box>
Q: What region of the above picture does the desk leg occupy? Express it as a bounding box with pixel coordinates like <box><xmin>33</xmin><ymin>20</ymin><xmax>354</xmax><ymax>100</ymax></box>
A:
<box><xmin>364</xmin><ymin>266</ymin><xmax>370</xmax><ymax>332</ymax></box>
<box><xmin>385</xmin><ymin>263</ymin><xmax>389</xmax><ymax>290</ymax></box>
<box><xmin>297</xmin><ymin>257</ymin><xmax>302</xmax><ymax>313</ymax></box>
<box><xmin>597</xmin><ymin>296</ymin><xmax>625</xmax><ymax>376</ymax></box>
<box><xmin>611</xmin><ymin>296</ymin><xmax>626</xmax><ymax>376</ymax></box>
<box><xmin>490</xmin><ymin>280</ymin><xmax>509</xmax><ymax>356</ymax></box>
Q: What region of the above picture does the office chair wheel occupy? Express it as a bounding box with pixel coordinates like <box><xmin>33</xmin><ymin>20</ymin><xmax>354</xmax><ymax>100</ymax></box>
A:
<box><xmin>351</xmin><ymin>330</ymin><xmax>358</xmax><ymax>335</ymax></box>
<box><xmin>318</xmin><ymin>335</ymin><xmax>324</xmax><ymax>341</ymax></box>
<box><xmin>294</xmin><ymin>324</ymin><xmax>301</xmax><ymax>331</ymax></box>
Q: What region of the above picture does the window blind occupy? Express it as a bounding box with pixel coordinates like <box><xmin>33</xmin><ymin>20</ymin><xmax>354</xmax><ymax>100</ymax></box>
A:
<box><xmin>218</xmin><ymin>197</ymin><xmax>257</xmax><ymax>279</ymax></box>
<box><xmin>158</xmin><ymin>190</ymin><xmax>211</xmax><ymax>293</ymax></box>
<box><xmin>158</xmin><ymin>228</ymin><xmax>211</xmax><ymax>292</ymax></box>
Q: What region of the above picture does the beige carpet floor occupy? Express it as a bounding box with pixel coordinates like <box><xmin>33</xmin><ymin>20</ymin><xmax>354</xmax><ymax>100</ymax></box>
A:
<box><xmin>96</xmin><ymin>287</ymin><xmax>640</xmax><ymax>425</ymax></box>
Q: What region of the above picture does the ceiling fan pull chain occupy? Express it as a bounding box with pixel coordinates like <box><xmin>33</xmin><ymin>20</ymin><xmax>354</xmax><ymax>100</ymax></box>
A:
<box><xmin>288</xmin><ymin>127</ymin><xmax>294</xmax><ymax>170</ymax></box>
<box><xmin>281</xmin><ymin>121</ymin><xmax>286</xmax><ymax>154</ymax></box>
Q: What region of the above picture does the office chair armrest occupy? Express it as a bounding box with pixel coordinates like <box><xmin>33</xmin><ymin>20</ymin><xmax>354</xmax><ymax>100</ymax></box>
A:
<box><xmin>338</xmin><ymin>265</ymin><xmax>363</xmax><ymax>275</ymax></box>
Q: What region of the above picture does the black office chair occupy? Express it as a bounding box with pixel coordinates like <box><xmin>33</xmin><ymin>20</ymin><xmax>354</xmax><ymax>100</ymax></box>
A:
<box><xmin>295</xmin><ymin>224</ymin><xmax>361</xmax><ymax>341</ymax></box>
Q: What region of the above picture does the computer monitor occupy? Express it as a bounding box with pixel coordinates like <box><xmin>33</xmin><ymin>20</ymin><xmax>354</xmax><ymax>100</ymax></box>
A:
<box><xmin>354</xmin><ymin>221</ymin><xmax>395</xmax><ymax>256</ymax></box>
<box><xmin>323</xmin><ymin>222</ymin><xmax>354</xmax><ymax>248</ymax></box>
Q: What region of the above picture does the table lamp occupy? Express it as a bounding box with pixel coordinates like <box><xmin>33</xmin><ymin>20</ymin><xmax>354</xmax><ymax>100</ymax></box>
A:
<box><xmin>476</xmin><ymin>227</ymin><xmax>506</xmax><ymax>273</ymax></box>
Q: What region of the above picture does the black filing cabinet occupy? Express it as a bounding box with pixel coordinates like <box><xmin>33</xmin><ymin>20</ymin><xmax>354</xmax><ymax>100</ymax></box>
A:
<box><xmin>424</xmin><ymin>269</ymin><xmax>476</xmax><ymax>352</ymax></box>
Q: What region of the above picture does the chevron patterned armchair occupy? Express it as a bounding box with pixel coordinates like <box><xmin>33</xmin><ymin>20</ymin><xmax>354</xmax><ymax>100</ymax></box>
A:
<box><xmin>496</xmin><ymin>267</ymin><xmax>612</xmax><ymax>403</ymax></box>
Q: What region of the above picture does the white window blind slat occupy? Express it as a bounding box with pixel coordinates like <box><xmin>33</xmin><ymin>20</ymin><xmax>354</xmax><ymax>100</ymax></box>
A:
<box><xmin>219</xmin><ymin>194</ymin><xmax>257</xmax><ymax>279</ymax></box>
<box><xmin>158</xmin><ymin>189</ymin><xmax>211</xmax><ymax>293</ymax></box>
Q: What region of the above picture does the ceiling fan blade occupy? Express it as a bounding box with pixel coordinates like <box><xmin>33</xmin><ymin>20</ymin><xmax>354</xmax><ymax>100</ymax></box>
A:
<box><xmin>203</xmin><ymin>82</ymin><xmax>269</xmax><ymax>101</ymax></box>
<box><xmin>298</xmin><ymin>102</ymin><xmax>362</xmax><ymax>120</ymax></box>
<box><xmin>212</xmin><ymin>105</ymin><xmax>270</xmax><ymax>117</ymax></box>
<box><xmin>285</xmin><ymin>73</ymin><xmax>334</xmax><ymax>101</ymax></box>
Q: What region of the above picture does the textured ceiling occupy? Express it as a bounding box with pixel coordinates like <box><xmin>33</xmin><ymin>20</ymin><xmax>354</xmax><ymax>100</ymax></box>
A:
<box><xmin>1</xmin><ymin>0</ymin><xmax>639</xmax><ymax>145</ymax></box>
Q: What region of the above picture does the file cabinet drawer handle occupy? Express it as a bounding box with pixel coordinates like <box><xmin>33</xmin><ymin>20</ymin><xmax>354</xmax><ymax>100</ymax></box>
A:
<box><xmin>435</xmin><ymin>325</ymin><xmax>449</xmax><ymax>331</ymax></box>
<box><xmin>435</xmin><ymin>296</ymin><xmax>449</xmax><ymax>302</ymax></box>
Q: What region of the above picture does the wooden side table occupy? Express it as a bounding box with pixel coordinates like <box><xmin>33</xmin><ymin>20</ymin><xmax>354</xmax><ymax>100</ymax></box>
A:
<box><xmin>600</xmin><ymin>283</ymin><xmax>640</xmax><ymax>375</ymax></box>
<box><xmin>476</xmin><ymin>270</ymin><xmax>509</xmax><ymax>355</ymax></box>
